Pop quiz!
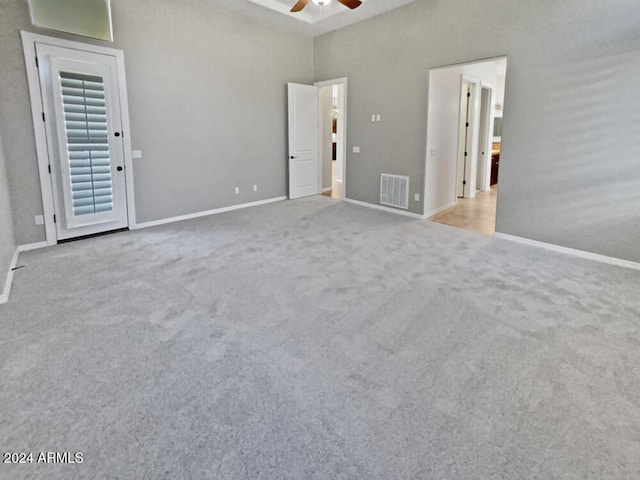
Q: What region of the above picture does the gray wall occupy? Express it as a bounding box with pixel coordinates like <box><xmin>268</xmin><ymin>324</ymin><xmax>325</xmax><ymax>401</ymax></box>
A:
<box><xmin>0</xmin><ymin>127</ymin><xmax>16</xmax><ymax>294</ymax></box>
<box><xmin>314</xmin><ymin>0</ymin><xmax>640</xmax><ymax>263</ymax></box>
<box><xmin>0</xmin><ymin>0</ymin><xmax>313</xmax><ymax>242</ymax></box>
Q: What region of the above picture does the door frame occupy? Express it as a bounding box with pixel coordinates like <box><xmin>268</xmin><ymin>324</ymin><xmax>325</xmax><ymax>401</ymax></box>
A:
<box><xmin>314</xmin><ymin>77</ymin><xmax>348</xmax><ymax>199</ymax></box>
<box><xmin>21</xmin><ymin>31</ymin><xmax>136</xmax><ymax>246</ymax></box>
<box><xmin>456</xmin><ymin>77</ymin><xmax>481</xmax><ymax>199</ymax></box>
<box><xmin>477</xmin><ymin>84</ymin><xmax>494</xmax><ymax>192</ymax></box>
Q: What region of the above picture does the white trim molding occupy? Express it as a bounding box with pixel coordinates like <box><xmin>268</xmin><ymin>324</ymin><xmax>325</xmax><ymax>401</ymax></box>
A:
<box><xmin>0</xmin><ymin>249</ymin><xmax>21</xmax><ymax>305</ymax></box>
<box><xmin>0</xmin><ymin>242</ymin><xmax>48</xmax><ymax>305</ymax></box>
<box><xmin>133</xmin><ymin>196</ymin><xmax>287</xmax><ymax>230</ymax></box>
<box><xmin>18</xmin><ymin>241</ymin><xmax>49</xmax><ymax>253</ymax></box>
<box><xmin>1</xmin><ymin>242</ymin><xmax>50</xmax><ymax>305</ymax></box>
<box><xmin>314</xmin><ymin>77</ymin><xmax>348</xmax><ymax>199</ymax></box>
<box><xmin>424</xmin><ymin>201</ymin><xmax>457</xmax><ymax>219</ymax></box>
<box><xmin>494</xmin><ymin>233</ymin><xmax>640</xmax><ymax>271</ymax></box>
<box><xmin>344</xmin><ymin>198</ymin><xmax>427</xmax><ymax>220</ymax></box>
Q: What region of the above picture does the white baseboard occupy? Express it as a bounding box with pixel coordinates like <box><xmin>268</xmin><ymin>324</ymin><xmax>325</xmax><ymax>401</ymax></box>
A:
<box><xmin>18</xmin><ymin>241</ymin><xmax>49</xmax><ymax>252</ymax></box>
<box><xmin>344</xmin><ymin>198</ymin><xmax>427</xmax><ymax>219</ymax></box>
<box><xmin>133</xmin><ymin>196</ymin><xmax>287</xmax><ymax>230</ymax></box>
<box><xmin>494</xmin><ymin>233</ymin><xmax>640</xmax><ymax>271</ymax></box>
<box><xmin>1</xmin><ymin>241</ymin><xmax>49</xmax><ymax>305</ymax></box>
<box><xmin>1</xmin><ymin>248</ymin><xmax>20</xmax><ymax>305</ymax></box>
<box><xmin>425</xmin><ymin>201</ymin><xmax>457</xmax><ymax>218</ymax></box>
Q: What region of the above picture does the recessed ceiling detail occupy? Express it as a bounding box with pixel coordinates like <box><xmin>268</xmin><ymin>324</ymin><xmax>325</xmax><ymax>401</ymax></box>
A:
<box><xmin>249</xmin><ymin>0</ymin><xmax>364</xmax><ymax>24</ymax></box>
<box><xmin>246</xmin><ymin>0</ymin><xmax>419</xmax><ymax>34</ymax></box>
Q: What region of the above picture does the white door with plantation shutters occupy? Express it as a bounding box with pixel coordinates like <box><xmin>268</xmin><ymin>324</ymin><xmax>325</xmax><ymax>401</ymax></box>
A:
<box><xmin>37</xmin><ymin>44</ymin><xmax>128</xmax><ymax>240</ymax></box>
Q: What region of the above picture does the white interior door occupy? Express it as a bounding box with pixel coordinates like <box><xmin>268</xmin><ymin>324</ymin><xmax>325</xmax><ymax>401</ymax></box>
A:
<box><xmin>288</xmin><ymin>83</ymin><xmax>319</xmax><ymax>199</ymax></box>
<box><xmin>37</xmin><ymin>43</ymin><xmax>128</xmax><ymax>240</ymax></box>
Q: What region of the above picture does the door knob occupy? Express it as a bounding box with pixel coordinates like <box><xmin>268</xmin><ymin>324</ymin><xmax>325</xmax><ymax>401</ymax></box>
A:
<box><xmin>114</xmin><ymin>132</ymin><xmax>121</xmax><ymax>137</ymax></box>
<box><xmin>116</xmin><ymin>166</ymin><xmax>123</xmax><ymax>171</ymax></box>
<box><xmin>290</xmin><ymin>156</ymin><xmax>297</xmax><ymax>159</ymax></box>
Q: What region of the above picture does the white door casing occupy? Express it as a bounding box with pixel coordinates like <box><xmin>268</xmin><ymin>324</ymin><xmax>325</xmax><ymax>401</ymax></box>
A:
<box><xmin>477</xmin><ymin>85</ymin><xmax>494</xmax><ymax>192</ymax></box>
<box><xmin>288</xmin><ymin>83</ymin><xmax>319</xmax><ymax>199</ymax></box>
<box><xmin>314</xmin><ymin>78</ymin><xmax>348</xmax><ymax>199</ymax></box>
<box><xmin>456</xmin><ymin>78</ymin><xmax>481</xmax><ymax>199</ymax></box>
<box><xmin>21</xmin><ymin>31</ymin><xmax>135</xmax><ymax>245</ymax></box>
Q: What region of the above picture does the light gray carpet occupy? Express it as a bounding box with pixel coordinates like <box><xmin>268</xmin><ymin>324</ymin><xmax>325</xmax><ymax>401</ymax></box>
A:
<box><xmin>1</xmin><ymin>196</ymin><xmax>639</xmax><ymax>479</ymax></box>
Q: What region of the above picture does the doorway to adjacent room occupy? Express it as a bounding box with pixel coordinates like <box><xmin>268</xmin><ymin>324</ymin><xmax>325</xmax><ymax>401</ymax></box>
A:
<box><xmin>424</xmin><ymin>57</ymin><xmax>507</xmax><ymax>235</ymax></box>
<box><xmin>316</xmin><ymin>79</ymin><xmax>346</xmax><ymax>200</ymax></box>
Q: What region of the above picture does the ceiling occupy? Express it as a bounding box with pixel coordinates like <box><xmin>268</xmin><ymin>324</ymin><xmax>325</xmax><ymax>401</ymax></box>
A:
<box><xmin>208</xmin><ymin>0</ymin><xmax>420</xmax><ymax>37</ymax></box>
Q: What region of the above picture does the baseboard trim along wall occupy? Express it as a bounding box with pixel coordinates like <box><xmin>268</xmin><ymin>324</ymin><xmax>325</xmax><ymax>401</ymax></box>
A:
<box><xmin>1</xmin><ymin>241</ymin><xmax>50</xmax><ymax>304</ymax></box>
<box><xmin>424</xmin><ymin>201</ymin><xmax>457</xmax><ymax>219</ymax></box>
<box><xmin>344</xmin><ymin>198</ymin><xmax>427</xmax><ymax>220</ymax></box>
<box><xmin>0</xmin><ymin>248</ymin><xmax>20</xmax><ymax>305</ymax></box>
<box><xmin>134</xmin><ymin>196</ymin><xmax>288</xmax><ymax>230</ymax></box>
<box><xmin>494</xmin><ymin>233</ymin><xmax>640</xmax><ymax>271</ymax></box>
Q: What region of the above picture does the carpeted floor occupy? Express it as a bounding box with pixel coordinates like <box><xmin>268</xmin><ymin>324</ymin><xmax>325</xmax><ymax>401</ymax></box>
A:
<box><xmin>1</xmin><ymin>196</ymin><xmax>639</xmax><ymax>479</ymax></box>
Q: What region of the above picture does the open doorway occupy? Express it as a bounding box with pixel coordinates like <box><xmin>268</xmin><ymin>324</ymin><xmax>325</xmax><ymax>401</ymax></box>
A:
<box><xmin>316</xmin><ymin>79</ymin><xmax>346</xmax><ymax>200</ymax></box>
<box><xmin>424</xmin><ymin>57</ymin><xmax>507</xmax><ymax>235</ymax></box>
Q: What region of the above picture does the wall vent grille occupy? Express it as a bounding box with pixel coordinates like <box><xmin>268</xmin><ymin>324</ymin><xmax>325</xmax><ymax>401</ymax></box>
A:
<box><xmin>380</xmin><ymin>174</ymin><xmax>409</xmax><ymax>210</ymax></box>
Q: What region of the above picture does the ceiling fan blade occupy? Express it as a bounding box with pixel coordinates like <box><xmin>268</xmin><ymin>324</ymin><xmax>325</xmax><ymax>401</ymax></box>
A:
<box><xmin>290</xmin><ymin>0</ymin><xmax>310</xmax><ymax>12</ymax></box>
<box><xmin>336</xmin><ymin>0</ymin><xmax>362</xmax><ymax>9</ymax></box>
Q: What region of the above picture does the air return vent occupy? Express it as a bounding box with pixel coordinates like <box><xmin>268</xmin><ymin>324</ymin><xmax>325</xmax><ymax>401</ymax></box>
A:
<box><xmin>380</xmin><ymin>174</ymin><xmax>409</xmax><ymax>210</ymax></box>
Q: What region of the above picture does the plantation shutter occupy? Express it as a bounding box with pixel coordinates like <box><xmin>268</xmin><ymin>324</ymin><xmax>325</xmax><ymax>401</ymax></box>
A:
<box><xmin>60</xmin><ymin>71</ymin><xmax>113</xmax><ymax>216</ymax></box>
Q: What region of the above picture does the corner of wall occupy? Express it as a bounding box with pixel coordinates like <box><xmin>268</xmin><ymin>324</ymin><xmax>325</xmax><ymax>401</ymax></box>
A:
<box><xmin>0</xmin><ymin>127</ymin><xmax>18</xmax><ymax>304</ymax></box>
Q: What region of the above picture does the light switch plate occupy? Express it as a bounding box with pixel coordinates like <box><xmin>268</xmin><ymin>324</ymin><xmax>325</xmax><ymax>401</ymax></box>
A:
<box><xmin>132</xmin><ymin>150</ymin><xmax>142</xmax><ymax>159</ymax></box>
<box><xmin>352</xmin><ymin>146</ymin><xmax>361</xmax><ymax>153</ymax></box>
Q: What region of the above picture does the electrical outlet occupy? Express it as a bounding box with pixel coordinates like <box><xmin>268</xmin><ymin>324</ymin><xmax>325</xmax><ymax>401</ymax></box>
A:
<box><xmin>352</xmin><ymin>146</ymin><xmax>360</xmax><ymax>153</ymax></box>
<box><xmin>35</xmin><ymin>214</ymin><xmax>44</xmax><ymax>225</ymax></box>
<box><xmin>234</xmin><ymin>187</ymin><xmax>240</xmax><ymax>194</ymax></box>
<box><xmin>253</xmin><ymin>185</ymin><xmax>258</xmax><ymax>192</ymax></box>
<box><xmin>414</xmin><ymin>193</ymin><xmax>420</xmax><ymax>202</ymax></box>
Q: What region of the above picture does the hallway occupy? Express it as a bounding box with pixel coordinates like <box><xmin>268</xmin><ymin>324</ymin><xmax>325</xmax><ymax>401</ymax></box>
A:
<box><xmin>428</xmin><ymin>186</ymin><xmax>498</xmax><ymax>235</ymax></box>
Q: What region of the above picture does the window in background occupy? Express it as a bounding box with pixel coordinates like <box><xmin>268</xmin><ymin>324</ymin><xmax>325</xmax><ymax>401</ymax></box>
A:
<box><xmin>29</xmin><ymin>0</ymin><xmax>113</xmax><ymax>42</ymax></box>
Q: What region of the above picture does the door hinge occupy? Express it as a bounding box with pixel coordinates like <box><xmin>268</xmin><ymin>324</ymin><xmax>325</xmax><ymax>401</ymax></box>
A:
<box><xmin>48</xmin><ymin>164</ymin><xmax>51</xmax><ymax>174</ymax></box>
<box><xmin>35</xmin><ymin>56</ymin><xmax>39</xmax><ymax>68</ymax></box>
<box><xmin>467</xmin><ymin>92</ymin><xmax>471</xmax><ymax>98</ymax></box>
<box><xmin>464</xmin><ymin>151</ymin><xmax>468</xmax><ymax>157</ymax></box>
<box><xmin>463</xmin><ymin>180</ymin><xmax>467</xmax><ymax>185</ymax></box>
<box><xmin>53</xmin><ymin>214</ymin><xmax>57</xmax><ymax>224</ymax></box>
<box><xmin>42</xmin><ymin>112</ymin><xmax>45</xmax><ymax>122</ymax></box>
<box><xmin>466</xmin><ymin>122</ymin><xmax>469</xmax><ymax>127</ymax></box>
